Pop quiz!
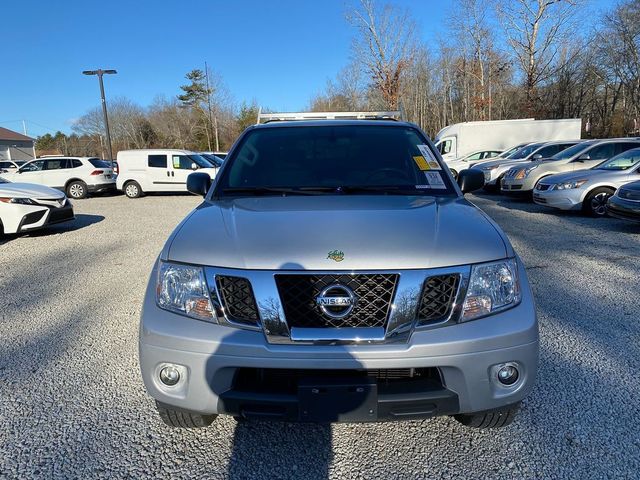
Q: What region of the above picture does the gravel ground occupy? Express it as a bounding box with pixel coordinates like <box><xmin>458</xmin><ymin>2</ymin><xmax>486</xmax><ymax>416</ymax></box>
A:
<box><xmin>0</xmin><ymin>191</ymin><xmax>638</xmax><ymax>479</ymax></box>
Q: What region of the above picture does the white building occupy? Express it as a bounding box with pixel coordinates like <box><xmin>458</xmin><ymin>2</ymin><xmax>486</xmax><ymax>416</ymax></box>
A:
<box><xmin>0</xmin><ymin>127</ymin><xmax>35</xmax><ymax>161</ymax></box>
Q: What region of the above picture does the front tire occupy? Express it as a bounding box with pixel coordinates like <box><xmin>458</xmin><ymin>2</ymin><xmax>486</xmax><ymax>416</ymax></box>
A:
<box><xmin>66</xmin><ymin>180</ymin><xmax>88</xmax><ymax>199</ymax></box>
<box><xmin>124</xmin><ymin>181</ymin><xmax>143</xmax><ymax>199</ymax></box>
<box><xmin>583</xmin><ymin>187</ymin><xmax>615</xmax><ymax>217</ymax></box>
<box><xmin>454</xmin><ymin>401</ymin><xmax>521</xmax><ymax>429</ymax></box>
<box><xmin>156</xmin><ymin>401</ymin><xmax>217</xmax><ymax>428</ymax></box>
<box><xmin>450</xmin><ymin>169</ymin><xmax>458</xmax><ymax>180</ymax></box>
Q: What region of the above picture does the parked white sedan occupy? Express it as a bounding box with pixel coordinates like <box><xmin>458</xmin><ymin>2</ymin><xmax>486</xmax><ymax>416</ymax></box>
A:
<box><xmin>0</xmin><ymin>177</ymin><xmax>74</xmax><ymax>235</ymax></box>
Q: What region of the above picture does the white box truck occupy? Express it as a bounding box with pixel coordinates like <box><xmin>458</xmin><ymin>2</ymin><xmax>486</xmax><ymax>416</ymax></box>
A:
<box><xmin>435</xmin><ymin>118</ymin><xmax>582</xmax><ymax>161</ymax></box>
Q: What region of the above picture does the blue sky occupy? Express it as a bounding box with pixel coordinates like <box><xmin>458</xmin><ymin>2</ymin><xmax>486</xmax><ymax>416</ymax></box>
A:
<box><xmin>1</xmin><ymin>0</ymin><xmax>614</xmax><ymax>137</ymax></box>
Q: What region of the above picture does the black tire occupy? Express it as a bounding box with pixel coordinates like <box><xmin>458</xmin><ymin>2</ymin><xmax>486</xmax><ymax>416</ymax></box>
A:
<box><xmin>450</xmin><ymin>169</ymin><xmax>458</xmax><ymax>180</ymax></box>
<box><xmin>454</xmin><ymin>401</ymin><xmax>521</xmax><ymax>429</ymax></box>
<box><xmin>124</xmin><ymin>181</ymin><xmax>143</xmax><ymax>199</ymax></box>
<box><xmin>155</xmin><ymin>401</ymin><xmax>217</xmax><ymax>428</ymax></box>
<box><xmin>583</xmin><ymin>187</ymin><xmax>615</xmax><ymax>217</ymax></box>
<box><xmin>66</xmin><ymin>180</ymin><xmax>88</xmax><ymax>199</ymax></box>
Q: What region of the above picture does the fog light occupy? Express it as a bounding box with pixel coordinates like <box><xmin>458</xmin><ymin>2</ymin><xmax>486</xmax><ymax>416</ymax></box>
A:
<box><xmin>159</xmin><ymin>366</ymin><xmax>181</xmax><ymax>386</ymax></box>
<box><xmin>497</xmin><ymin>365</ymin><xmax>519</xmax><ymax>385</ymax></box>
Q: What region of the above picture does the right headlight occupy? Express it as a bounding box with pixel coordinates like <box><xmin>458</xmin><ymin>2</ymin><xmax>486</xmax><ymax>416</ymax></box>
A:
<box><xmin>461</xmin><ymin>258</ymin><xmax>521</xmax><ymax>321</ymax></box>
<box><xmin>156</xmin><ymin>261</ymin><xmax>216</xmax><ymax>322</ymax></box>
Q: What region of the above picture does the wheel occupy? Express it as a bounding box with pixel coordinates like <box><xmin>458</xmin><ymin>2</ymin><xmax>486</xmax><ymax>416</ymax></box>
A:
<box><xmin>66</xmin><ymin>180</ymin><xmax>88</xmax><ymax>199</ymax></box>
<box><xmin>454</xmin><ymin>401</ymin><xmax>521</xmax><ymax>429</ymax></box>
<box><xmin>155</xmin><ymin>401</ymin><xmax>217</xmax><ymax>428</ymax></box>
<box><xmin>450</xmin><ymin>169</ymin><xmax>458</xmax><ymax>180</ymax></box>
<box><xmin>583</xmin><ymin>187</ymin><xmax>615</xmax><ymax>217</ymax></box>
<box><xmin>124</xmin><ymin>181</ymin><xmax>143</xmax><ymax>199</ymax></box>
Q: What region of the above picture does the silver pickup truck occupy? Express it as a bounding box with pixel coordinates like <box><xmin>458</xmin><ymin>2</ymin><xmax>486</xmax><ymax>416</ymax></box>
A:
<box><xmin>139</xmin><ymin>113</ymin><xmax>538</xmax><ymax>429</ymax></box>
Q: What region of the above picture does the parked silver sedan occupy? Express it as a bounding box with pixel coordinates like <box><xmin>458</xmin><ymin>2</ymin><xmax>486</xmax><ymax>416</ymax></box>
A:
<box><xmin>533</xmin><ymin>148</ymin><xmax>640</xmax><ymax>216</ymax></box>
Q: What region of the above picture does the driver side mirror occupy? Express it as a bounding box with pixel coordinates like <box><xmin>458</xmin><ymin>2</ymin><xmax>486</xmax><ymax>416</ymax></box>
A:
<box><xmin>576</xmin><ymin>154</ymin><xmax>590</xmax><ymax>162</ymax></box>
<box><xmin>457</xmin><ymin>168</ymin><xmax>485</xmax><ymax>194</ymax></box>
<box><xmin>187</xmin><ymin>172</ymin><xmax>211</xmax><ymax>197</ymax></box>
<box><xmin>191</xmin><ymin>162</ymin><xmax>198</xmax><ymax>170</ymax></box>
<box><xmin>532</xmin><ymin>153</ymin><xmax>543</xmax><ymax>160</ymax></box>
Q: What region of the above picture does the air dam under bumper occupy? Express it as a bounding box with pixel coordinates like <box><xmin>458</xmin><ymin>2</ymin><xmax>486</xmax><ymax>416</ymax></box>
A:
<box><xmin>140</xmin><ymin>277</ymin><xmax>538</xmax><ymax>421</ymax></box>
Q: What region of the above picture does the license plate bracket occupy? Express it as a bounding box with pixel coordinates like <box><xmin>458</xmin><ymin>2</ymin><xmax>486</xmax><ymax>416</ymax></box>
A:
<box><xmin>298</xmin><ymin>377</ymin><xmax>377</xmax><ymax>422</ymax></box>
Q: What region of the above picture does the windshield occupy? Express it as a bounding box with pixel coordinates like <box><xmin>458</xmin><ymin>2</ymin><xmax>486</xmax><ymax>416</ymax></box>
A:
<box><xmin>550</xmin><ymin>142</ymin><xmax>592</xmax><ymax>160</ymax></box>
<box><xmin>509</xmin><ymin>143</ymin><xmax>544</xmax><ymax>160</ymax></box>
<box><xmin>201</xmin><ymin>154</ymin><xmax>223</xmax><ymax>167</ymax></box>
<box><xmin>89</xmin><ymin>158</ymin><xmax>113</xmax><ymax>168</ymax></box>
<box><xmin>216</xmin><ymin>125</ymin><xmax>455</xmax><ymax>196</ymax></box>
<box><xmin>501</xmin><ymin>144</ymin><xmax>527</xmax><ymax>158</ymax></box>
<box><xmin>594</xmin><ymin>149</ymin><xmax>640</xmax><ymax>170</ymax></box>
<box><xmin>190</xmin><ymin>154</ymin><xmax>214</xmax><ymax>168</ymax></box>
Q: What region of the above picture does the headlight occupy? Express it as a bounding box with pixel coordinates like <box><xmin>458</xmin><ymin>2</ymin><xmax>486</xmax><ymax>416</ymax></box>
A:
<box><xmin>515</xmin><ymin>165</ymin><xmax>538</xmax><ymax>179</ymax></box>
<box><xmin>554</xmin><ymin>180</ymin><xmax>587</xmax><ymax>190</ymax></box>
<box><xmin>461</xmin><ymin>259</ymin><xmax>521</xmax><ymax>321</ymax></box>
<box><xmin>0</xmin><ymin>197</ymin><xmax>37</xmax><ymax>205</ymax></box>
<box><xmin>156</xmin><ymin>261</ymin><xmax>215</xmax><ymax>321</ymax></box>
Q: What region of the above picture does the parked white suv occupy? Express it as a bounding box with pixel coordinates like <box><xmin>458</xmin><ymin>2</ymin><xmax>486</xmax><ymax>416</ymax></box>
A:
<box><xmin>0</xmin><ymin>160</ymin><xmax>27</xmax><ymax>173</ymax></box>
<box><xmin>0</xmin><ymin>157</ymin><xmax>115</xmax><ymax>199</ymax></box>
<box><xmin>116</xmin><ymin>149</ymin><xmax>220</xmax><ymax>198</ymax></box>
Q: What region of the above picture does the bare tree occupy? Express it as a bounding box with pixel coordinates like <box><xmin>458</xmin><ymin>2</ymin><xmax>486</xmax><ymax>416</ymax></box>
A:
<box><xmin>347</xmin><ymin>0</ymin><xmax>416</xmax><ymax>109</ymax></box>
<box><xmin>496</xmin><ymin>0</ymin><xmax>584</xmax><ymax>115</ymax></box>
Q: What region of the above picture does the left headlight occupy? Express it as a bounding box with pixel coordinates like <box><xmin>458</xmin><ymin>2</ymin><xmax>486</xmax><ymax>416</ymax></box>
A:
<box><xmin>156</xmin><ymin>261</ymin><xmax>215</xmax><ymax>321</ymax></box>
<box><xmin>0</xmin><ymin>197</ymin><xmax>37</xmax><ymax>205</ymax></box>
<box><xmin>461</xmin><ymin>258</ymin><xmax>521</xmax><ymax>322</ymax></box>
<box><xmin>554</xmin><ymin>179</ymin><xmax>587</xmax><ymax>190</ymax></box>
<box><xmin>515</xmin><ymin>165</ymin><xmax>538</xmax><ymax>179</ymax></box>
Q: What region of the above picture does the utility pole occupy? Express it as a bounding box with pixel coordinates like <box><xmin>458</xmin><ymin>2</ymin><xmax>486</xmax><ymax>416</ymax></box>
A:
<box><xmin>82</xmin><ymin>69</ymin><xmax>117</xmax><ymax>160</ymax></box>
<box><xmin>204</xmin><ymin>62</ymin><xmax>219</xmax><ymax>151</ymax></box>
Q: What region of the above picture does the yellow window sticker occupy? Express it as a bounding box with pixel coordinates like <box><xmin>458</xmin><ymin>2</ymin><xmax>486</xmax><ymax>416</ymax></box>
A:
<box><xmin>413</xmin><ymin>155</ymin><xmax>430</xmax><ymax>171</ymax></box>
<box><xmin>417</xmin><ymin>145</ymin><xmax>442</xmax><ymax>170</ymax></box>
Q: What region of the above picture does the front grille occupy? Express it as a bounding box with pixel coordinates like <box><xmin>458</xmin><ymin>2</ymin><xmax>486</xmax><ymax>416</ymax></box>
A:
<box><xmin>216</xmin><ymin>276</ymin><xmax>260</xmax><ymax>326</ymax></box>
<box><xmin>275</xmin><ymin>274</ymin><xmax>398</xmax><ymax>328</ymax></box>
<box><xmin>537</xmin><ymin>184</ymin><xmax>551</xmax><ymax>191</ymax></box>
<box><xmin>233</xmin><ymin>367</ymin><xmax>441</xmax><ymax>394</ymax></box>
<box><xmin>47</xmin><ymin>206</ymin><xmax>74</xmax><ymax>223</ymax></box>
<box><xmin>417</xmin><ymin>274</ymin><xmax>460</xmax><ymax>325</ymax></box>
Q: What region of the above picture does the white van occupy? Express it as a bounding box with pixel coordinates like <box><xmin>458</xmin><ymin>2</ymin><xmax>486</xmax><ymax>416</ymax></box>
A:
<box><xmin>435</xmin><ymin>118</ymin><xmax>582</xmax><ymax>162</ymax></box>
<box><xmin>116</xmin><ymin>149</ymin><xmax>220</xmax><ymax>198</ymax></box>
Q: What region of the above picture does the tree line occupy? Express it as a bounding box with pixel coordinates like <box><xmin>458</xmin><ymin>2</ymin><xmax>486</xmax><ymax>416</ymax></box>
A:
<box><xmin>36</xmin><ymin>0</ymin><xmax>640</xmax><ymax>157</ymax></box>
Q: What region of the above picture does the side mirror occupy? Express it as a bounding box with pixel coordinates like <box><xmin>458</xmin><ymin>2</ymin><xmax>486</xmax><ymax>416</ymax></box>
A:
<box><xmin>576</xmin><ymin>154</ymin><xmax>590</xmax><ymax>162</ymax></box>
<box><xmin>187</xmin><ymin>172</ymin><xmax>211</xmax><ymax>197</ymax></box>
<box><xmin>457</xmin><ymin>168</ymin><xmax>485</xmax><ymax>194</ymax></box>
<box><xmin>191</xmin><ymin>162</ymin><xmax>198</xmax><ymax>170</ymax></box>
<box><xmin>532</xmin><ymin>153</ymin><xmax>543</xmax><ymax>160</ymax></box>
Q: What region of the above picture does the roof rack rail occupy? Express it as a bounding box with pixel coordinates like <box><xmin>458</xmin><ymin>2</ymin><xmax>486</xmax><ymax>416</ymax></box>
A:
<box><xmin>256</xmin><ymin>110</ymin><xmax>403</xmax><ymax>124</ymax></box>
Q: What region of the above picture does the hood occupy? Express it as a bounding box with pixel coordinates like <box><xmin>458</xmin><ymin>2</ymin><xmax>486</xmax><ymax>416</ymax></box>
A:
<box><xmin>166</xmin><ymin>195</ymin><xmax>509</xmax><ymax>270</ymax></box>
<box><xmin>0</xmin><ymin>182</ymin><xmax>65</xmax><ymax>198</ymax></box>
<box><xmin>542</xmin><ymin>168</ymin><xmax>621</xmax><ymax>185</ymax></box>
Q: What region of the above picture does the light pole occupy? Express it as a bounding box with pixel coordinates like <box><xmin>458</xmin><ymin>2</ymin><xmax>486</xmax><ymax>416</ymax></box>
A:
<box><xmin>82</xmin><ymin>69</ymin><xmax>117</xmax><ymax>161</ymax></box>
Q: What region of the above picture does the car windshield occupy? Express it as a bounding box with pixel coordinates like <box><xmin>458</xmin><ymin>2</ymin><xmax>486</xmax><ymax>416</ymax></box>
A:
<box><xmin>201</xmin><ymin>154</ymin><xmax>223</xmax><ymax>167</ymax></box>
<box><xmin>216</xmin><ymin>125</ymin><xmax>455</xmax><ymax>196</ymax></box>
<box><xmin>594</xmin><ymin>149</ymin><xmax>640</xmax><ymax>170</ymax></box>
<box><xmin>190</xmin><ymin>154</ymin><xmax>214</xmax><ymax>168</ymax></box>
<box><xmin>89</xmin><ymin>158</ymin><xmax>113</xmax><ymax>168</ymax></box>
<box><xmin>509</xmin><ymin>143</ymin><xmax>544</xmax><ymax>159</ymax></box>
<box><xmin>549</xmin><ymin>142</ymin><xmax>592</xmax><ymax>160</ymax></box>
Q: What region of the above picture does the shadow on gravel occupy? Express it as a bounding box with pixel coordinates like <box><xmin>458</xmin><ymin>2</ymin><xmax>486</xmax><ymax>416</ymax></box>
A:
<box><xmin>0</xmin><ymin>214</ymin><xmax>105</xmax><ymax>245</ymax></box>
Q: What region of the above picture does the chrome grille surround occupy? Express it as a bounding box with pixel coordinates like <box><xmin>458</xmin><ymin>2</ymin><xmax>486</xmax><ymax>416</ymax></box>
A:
<box><xmin>204</xmin><ymin>266</ymin><xmax>471</xmax><ymax>345</ymax></box>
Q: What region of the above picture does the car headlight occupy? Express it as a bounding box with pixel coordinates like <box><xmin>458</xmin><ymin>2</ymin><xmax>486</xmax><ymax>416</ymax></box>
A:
<box><xmin>515</xmin><ymin>165</ymin><xmax>538</xmax><ymax>179</ymax></box>
<box><xmin>156</xmin><ymin>261</ymin><xmax>215</xmax><ymax>321</ymax></box>
<box><xmin>461</xmin><ymin>258</ymin><xmax>521</xmax><ymax>321</ymax></box>
<box><xmin>554</xmin><ymin>180</ymin><xmax>587</xmax><ymax>190</ymax></box>
<box><xmin>0</xmin><ymin>197</ymin><xmax>37</xmax><ymax>205</ymax></box>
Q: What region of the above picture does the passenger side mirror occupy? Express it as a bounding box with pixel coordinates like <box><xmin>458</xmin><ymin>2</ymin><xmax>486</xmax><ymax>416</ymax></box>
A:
<box><xmin>532</xmin><ymin>153</ymin><xmax>543</xmax><ymax>160</ymax></box>
<box><xmin>457</xmin><ymin>169</ymin><xmax>485</xmax><ymax>194</ymax></box>
<box><xmin>187</xmin><ymin>172</ymin><xmax>211</xmax><ymax>197</ymax></box>
<box><xmin>576</xmin><ymin>154</ymin><xmax>590</xmax><ymax>162</ymax></box>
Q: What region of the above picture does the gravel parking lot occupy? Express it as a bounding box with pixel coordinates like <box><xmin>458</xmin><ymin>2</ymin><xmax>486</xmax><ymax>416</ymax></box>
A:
<box><xmin>1</xmin><ymin>192</ymin><xmax>638</xmax><ymax>479</ymax></box>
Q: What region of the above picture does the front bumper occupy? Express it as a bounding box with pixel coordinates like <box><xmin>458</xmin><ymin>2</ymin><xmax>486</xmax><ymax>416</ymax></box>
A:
<box><xmin>139</xmin><ymin>264</ymin><xmax>539</xmax><ymax>421</ymax></box>
<box><xmin>606</xmin><ymin>196</ymin><xmax>640</xmax><ymax>222</ymax></box>
<box><xmin>501</xmin><ymin>177</ymin><xmax>536</xmax><ymax>193</ymax></box>
<box><xmin>16</xmin><ymin>203</ymin><xmax>74</xmax><ymax>233</ymax></box>
<box><xmin>533</xmin><ymin>188</ymin><xmax>583</xmax><ymax>210</ymax></box>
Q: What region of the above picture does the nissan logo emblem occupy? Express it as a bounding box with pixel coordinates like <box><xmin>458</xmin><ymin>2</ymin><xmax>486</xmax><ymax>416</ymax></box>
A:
<box><xmin>315</xmin><ymin>284</ymin><xmax>357</xmax><ymax>319</ymax></box>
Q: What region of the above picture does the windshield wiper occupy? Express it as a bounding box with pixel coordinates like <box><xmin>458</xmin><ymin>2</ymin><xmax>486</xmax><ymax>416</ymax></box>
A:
<box><xmin>221</xmin><ymin>187</ymin><xmax>326</xmax><ymax>196</ymax></box>
<box><xmin>302</xmin><ymin>185</ymin><xmax>435</xmax><ymax>195</ymax></box>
